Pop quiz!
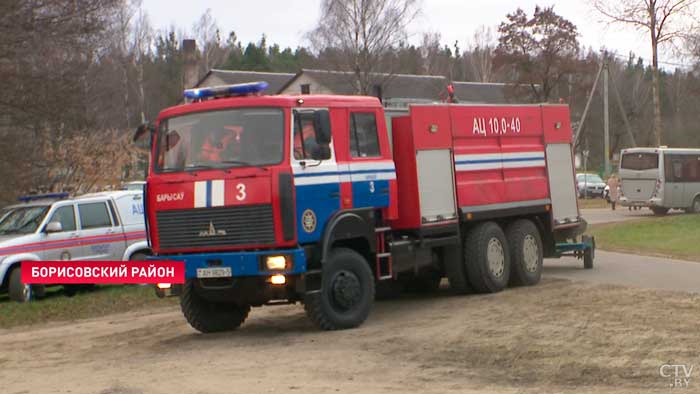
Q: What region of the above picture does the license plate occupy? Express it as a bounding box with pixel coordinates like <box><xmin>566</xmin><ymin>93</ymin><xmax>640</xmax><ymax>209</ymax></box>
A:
<box><xmin>196</xmin><ymin>267</ymin><xmax>232</xmax><ymax>278</ymax></box>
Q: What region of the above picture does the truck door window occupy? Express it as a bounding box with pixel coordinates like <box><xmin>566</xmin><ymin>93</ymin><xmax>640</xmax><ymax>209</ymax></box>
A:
<box><xmin>293</xmin><ymin>112</ymin><xmax>321</xmax><ymax>160</ymax></box>
<box><xmin>350</xmin><ymin>112</ymin><xmax>380</xmax><ymax>158</ymax></box>
<box><xmin>78</xmin><ymin>202</ymin><xmax>112</xmax><ymax>229</ymax></box>
<box><xmin>48</xmin><ymin>206</ymin><xmax>76</xmax><ymax>232</ymax></box>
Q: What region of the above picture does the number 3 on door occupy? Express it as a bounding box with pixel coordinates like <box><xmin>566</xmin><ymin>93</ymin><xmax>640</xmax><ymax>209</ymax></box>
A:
<box><xmin>236</xmin><ymin>183</ymin><xmax>246</xmax><ymax>201</ymax></box>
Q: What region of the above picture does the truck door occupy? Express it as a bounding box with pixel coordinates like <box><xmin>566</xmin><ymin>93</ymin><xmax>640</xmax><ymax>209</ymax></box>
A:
<box><xmin>347</xmin><ymin>111</ymin><xmax>392</xmax><ymax>209</ymax></box>
<box><xmin>291</xmin><ymin>109</ymin><xmax>340</xmax><ymax>244</ymax></box>
<box><xmin>41</xmin><ymin>203</ymin><xmax>82</xmax><ymax>261</ymax></box>
<box><xmin>77</xmin><ymin>200</ymin><xmax>124</xmax><ymax>260</ymax></box>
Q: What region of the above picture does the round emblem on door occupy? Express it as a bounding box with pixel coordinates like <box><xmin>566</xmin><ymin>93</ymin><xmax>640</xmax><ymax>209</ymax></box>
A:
<box><xmin>60</xmin><ymin>250</ymin><xmax>71</xmax><ymax>261</ymax></box>
<box><xmin>301</xmin><ymin>209</ymin><xmax>317</xmax><ymax>233</ymax></box>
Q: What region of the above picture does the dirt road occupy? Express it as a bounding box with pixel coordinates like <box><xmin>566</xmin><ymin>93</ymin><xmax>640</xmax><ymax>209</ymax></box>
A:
<box><xmin>2</xmin><ymin>278</ymin><xmax>698</xmax><ymax>394</ymax></box>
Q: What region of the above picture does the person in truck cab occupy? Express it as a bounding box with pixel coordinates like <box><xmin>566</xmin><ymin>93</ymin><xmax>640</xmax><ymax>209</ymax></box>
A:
<box><xmin>198</xmin><ymin>126</ymin><xmax>239</xmax><ymax>163</ymax></box>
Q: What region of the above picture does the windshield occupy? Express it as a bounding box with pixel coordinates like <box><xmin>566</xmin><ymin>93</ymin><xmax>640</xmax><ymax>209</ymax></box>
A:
<box><xmin>621</xmin><ymin>152</ymin><xmax>658</xmax><ymax>171</ymax></box>
<box><xmin>0</xmin><ymin>205</ymin><xmax>49</xmax><ymax>235</ymax></box>
<box><xmin>156</xmin><ymin>108</ymin><xmax>284</xmax><ymax>172</ymax></box>
<box><xmin>577</xmin><ymin>174</ymin><xmax>603</xmax><ymax>183</ymax></box>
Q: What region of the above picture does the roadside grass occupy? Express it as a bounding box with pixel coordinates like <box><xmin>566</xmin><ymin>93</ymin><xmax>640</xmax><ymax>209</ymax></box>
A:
<box><xmin>0</xmin><ymin>285</ymin><xmax>177</xmax><ymax>329</ymax></box>
<box><xmin>577</xmin><ymin>197</ymin><xmax>608</xmax><ymax>209</ymax></box>
<box><xmin>590</xmin><ymin>213</ymin><xmax>700</xmax><ymax>262</ymax></box>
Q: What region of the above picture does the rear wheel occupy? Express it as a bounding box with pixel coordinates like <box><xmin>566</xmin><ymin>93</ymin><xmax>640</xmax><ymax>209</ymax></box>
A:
<box><xmin>506</xmin><ymin>219</ymin><xmax>543</xmax><ymax>286</ymax></box>
<box><xmin>180</xmin><ymin>279</ymin><xmax>250</xmax><ymax>333</ymax></box>
<box><xmin>651</xmin><ymin>206</ymin><xmax>669</xmax><ymax>216</ymax></box>
<box><xmin>8</xmin><ymin>267</ymin><xmax>32</xmax><ymax>302</ymax></box>
<box><xmin>304</xmin><ymin>248</ymin><xmax>374</xmax><ymax>330</ymax></box>
<box><xmin>465</xmin><ymin>222</ymin><xmax>510</xmax><ymax>293</ymax></box>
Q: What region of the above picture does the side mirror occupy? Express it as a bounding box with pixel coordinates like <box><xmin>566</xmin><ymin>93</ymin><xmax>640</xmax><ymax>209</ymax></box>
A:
<box><xmin>313</xmin><ymin>110</ymin><xmax>331</xmax><ymax>145</ymax></box>
<box><xmin>133</xmin><ymin>123</ymin><xmax>155</xmax><ymax>143</ymax></box>
<box><xmin>45</xmin><ymin>221</ymin><xmax>63</xmax><ymax>233</ymax></box>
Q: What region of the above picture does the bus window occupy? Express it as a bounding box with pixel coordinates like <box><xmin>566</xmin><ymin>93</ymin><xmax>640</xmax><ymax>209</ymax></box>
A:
<box><xmin>621</xmin><ymin>152</ymin><xmax>658</xmax><ymax>171</ymax></box>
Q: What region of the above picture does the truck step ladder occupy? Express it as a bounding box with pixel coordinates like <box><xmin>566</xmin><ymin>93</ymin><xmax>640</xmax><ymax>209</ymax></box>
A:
<box><xmin>375</xmin><ymin>227</ymin><xmax>393</xmax><ymax>280</ymax></box>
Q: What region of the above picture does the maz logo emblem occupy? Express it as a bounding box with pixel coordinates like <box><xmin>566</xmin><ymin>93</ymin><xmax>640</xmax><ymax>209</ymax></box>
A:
<box><xmin>198</xmin><ymin>221</ymin><xmax>227</xmax><ymax>237</ymax></box>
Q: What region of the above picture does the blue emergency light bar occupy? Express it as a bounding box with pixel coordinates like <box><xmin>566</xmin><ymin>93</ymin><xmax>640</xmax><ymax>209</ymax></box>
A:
<box><xmin>18</xmin><ymin>192</ymin><xmax>69</xmax><ymax>202</ymax></box>
<box><xmin>183</xmin><ymin>81</ymin><xmax>269</xmax><ymax>100</ymax></box>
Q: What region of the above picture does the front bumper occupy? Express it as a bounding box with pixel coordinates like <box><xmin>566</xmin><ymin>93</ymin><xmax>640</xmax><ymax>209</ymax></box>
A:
<box><xmin>154</xmin><ymin>248</ymin><xmax>308</xmax><ymax>280</ymax></box>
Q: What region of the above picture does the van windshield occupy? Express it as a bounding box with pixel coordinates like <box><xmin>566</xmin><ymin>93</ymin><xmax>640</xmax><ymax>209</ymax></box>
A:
<box><xmin>0</xmin><ymin>206</ymin><xmax>49</xmax><ymax>235</ymax></box>
<box><xmin>156</xmin><ymin>108</ymin><xmax>284</xmax><ymax>172</ymax></box>
<box><xmin>621</xmin><ymin>152</ymin><xmax>658</xmax><ymax>171</ymax></box>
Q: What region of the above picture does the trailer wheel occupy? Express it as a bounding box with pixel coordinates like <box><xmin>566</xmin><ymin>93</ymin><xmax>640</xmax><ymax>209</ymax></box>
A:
<box><xmin>304</xmin><ymin>248</ymin><xmax>374</xmax><ymax>330</ymax></box>
<box><xmin>583</xmin><ymin>236</ymin><xmax>595</xmax><ymax>269</ymax></box>
<box><xmin>464</xmin><ymin>222</ymin><xmax>510</xmax><ymax>293</ymax></box>
<box><xmin>180</xmin><ymin>279</ymin><xmax>250</xmax><ymax>333</ymax></box>
<box><xmin>442</xmin><ymin>244</ymin><xmax>471</xmax><ymax>294</ymax></box>
<box><xmin>506</xmin><ymin>219</ymin><xmax>543</xmax><ymax>286</ymax></box>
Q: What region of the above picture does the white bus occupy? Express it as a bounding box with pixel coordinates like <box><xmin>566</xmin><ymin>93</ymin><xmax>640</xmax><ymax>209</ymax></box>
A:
<box><xmin>618</xmin><ymin>147</ymin><xmax>700</xmax><ymax>215</ymax></box>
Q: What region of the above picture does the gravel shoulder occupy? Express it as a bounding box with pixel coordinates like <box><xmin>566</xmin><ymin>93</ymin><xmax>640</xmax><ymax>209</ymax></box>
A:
<box><xmin>1</xmin><ymin>278</ymin><xmax>698</xmax><ymax>394</ymax></box>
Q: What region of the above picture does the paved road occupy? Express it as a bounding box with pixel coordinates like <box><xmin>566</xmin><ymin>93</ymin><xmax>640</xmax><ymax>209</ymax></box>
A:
<box><xmin>580</xmin><ymin>207</ymin><xmax>683</xmax><ymax>225</ymax></box>
<box><xmin>544</xmin><ymin>250</ymin><xmax>700</xmax><ymax>293</ymax></box>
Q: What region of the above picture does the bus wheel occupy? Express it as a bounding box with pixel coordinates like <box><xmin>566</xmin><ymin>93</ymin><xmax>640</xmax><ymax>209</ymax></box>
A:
<box><xmin>651</xmin><ymin>206</ymin><xmax>669</xmax><ymax>216</ymax></box>
<box><xmin>506</xmin><ymin>219</ymin><xmax>543</xmax><ymax>286</ymax></box>
<box><xmin>180</xmin><ymin>280</ymin><xmax>250</xmax><ymax>333</ymax></box>
<box><xmin>304</xmin><ymin>248</ymin><xmax>374</xmax><ymax>330</ymax></box>
<box><xmin>465</xmin><ymin>222</ymin><xmax>510</xmax><ymax>293</ymax></box>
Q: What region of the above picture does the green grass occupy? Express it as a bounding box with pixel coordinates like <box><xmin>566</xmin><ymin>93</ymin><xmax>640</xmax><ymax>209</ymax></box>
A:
<box><xmin>0</xmin><ymin>285</ymin><xmax>177</xmax><ymax>329</ymax></box>
<box><xmin>590</xmin><ymin>214</ymin><xmax>700</xmax><ymax>261</ymax></box>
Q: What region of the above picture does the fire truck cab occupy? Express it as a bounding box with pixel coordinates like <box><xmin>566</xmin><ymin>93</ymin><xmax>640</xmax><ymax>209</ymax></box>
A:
<box><xmin>141</xmin><ymin>82</ymin><xmax>590</xmax><ymax>333</ymax></box>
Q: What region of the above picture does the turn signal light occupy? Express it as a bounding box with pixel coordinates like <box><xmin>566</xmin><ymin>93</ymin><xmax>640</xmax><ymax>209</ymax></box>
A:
<box><xmin>270</xmin><ymin>274</ymin><xmax>286</xmax><ymax>285</ymax></box>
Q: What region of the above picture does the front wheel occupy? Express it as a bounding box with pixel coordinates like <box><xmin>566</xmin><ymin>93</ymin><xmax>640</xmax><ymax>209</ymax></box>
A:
<box><xmin>8</xmin><ymin>267</ymin><xmax>32</xmax><ymax>302</ymax></box>
<box><xmin>180</xmin><ymin>279</ymin><xmax>250</xmax><ymax>333</ymax></box>
<box><xmin>304</xmin><ymin>248</ymin><xmax>374</xmax><ymax>330</ymax></box>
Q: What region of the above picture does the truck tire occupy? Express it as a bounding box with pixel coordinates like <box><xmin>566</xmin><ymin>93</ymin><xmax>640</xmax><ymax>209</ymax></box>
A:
<box><xmin>180</xmin><ymin>279</ymin><xmax>250</xmax><ymax>333</ymax></box>
<box><xmin>651</xmin><ymin>206</ymin><xmax>669</xmax><ymax>216</ymax></box>
<box><xmin>506</xmin><ymin>219</ymin><xmax>543</xmax><ymax>286</ymax></box>
<box><xmin>304</xmin><ymin>248</ymin><xmax>374</xmax><ymax>330</ymax></box>
<box><xmin>442</xmin><ymin>244</ymin><xmax>471</xmax><ymax>294</ymax></box>
<box><xmin>8</xmin><ymin>267</ymin><xmax>32</xmax><ymax>302</ymax></box>
<box><xmin>464</xmin><ymin>222</ymin><xmax>510</xmax><ymax>293</ymax></box>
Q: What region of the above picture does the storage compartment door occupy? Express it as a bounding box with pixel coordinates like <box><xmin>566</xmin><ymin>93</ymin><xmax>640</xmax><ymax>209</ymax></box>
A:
<box><xmin>416</xmin><ymin>149</ymin><xmax>457</xmax><ymax>223</ymax></box>
<box><xmin>545</xmin><ymin>143</ymin><xmax>580</xmax><ymax>224</ymax></box>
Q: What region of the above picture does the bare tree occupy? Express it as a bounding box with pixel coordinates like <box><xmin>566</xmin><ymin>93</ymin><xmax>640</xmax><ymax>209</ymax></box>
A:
<box><xmin>591</xmin><ymin>0</ymin><xmax>698</xmax><ymax>146</ymax></box>
<box><xmin>308</xmin><ymin>0</ymin><xmax>420</xmax><ymax>94</ymax></box>
<box><xmin>194</xmin><ymin>9</ymin><xmax>230</xmax><ymax>76</ymax></box>
<box><xmin>465</xmin><ymin>25</ymin><xmax>496</xmax><ymax>82</ymax></box>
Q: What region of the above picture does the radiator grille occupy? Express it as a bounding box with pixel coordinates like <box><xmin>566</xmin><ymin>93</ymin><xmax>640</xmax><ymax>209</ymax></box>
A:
<box><xmin>156</xmin><ymin>205</ymin><xmax>275</xmax><ymax>250</ymax></box>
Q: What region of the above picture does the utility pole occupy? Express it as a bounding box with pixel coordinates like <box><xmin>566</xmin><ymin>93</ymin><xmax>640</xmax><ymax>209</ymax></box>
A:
<box><xmin>603</xmin><ymin>57</ymin><xmax>610</xmax><ymax>177</ymax></box>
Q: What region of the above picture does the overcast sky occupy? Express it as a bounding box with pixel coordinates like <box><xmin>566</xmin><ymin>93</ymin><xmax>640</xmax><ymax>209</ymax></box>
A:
<box><xmin>142</xmin><ymin>0</ymin><xmax>685</xmax><ymax>70</ymax></box>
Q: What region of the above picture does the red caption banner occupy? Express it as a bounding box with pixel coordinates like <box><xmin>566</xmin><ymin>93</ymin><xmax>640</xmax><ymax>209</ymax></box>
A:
<box><xmin>21</xmin><ymin>261</ymin><xmax>185</xmax><ymax>284</ymax></box>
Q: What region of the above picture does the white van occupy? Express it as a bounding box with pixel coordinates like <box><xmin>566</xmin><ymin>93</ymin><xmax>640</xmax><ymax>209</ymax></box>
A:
<box><xmin>618</xmin><ymin>147</ymin><xmax>700</xmax><ymax>215</ymax></box>
<box><xmin>0</xmin><ymin>190</ymin><xmax>149</xmax><ymax>302</ymax></box>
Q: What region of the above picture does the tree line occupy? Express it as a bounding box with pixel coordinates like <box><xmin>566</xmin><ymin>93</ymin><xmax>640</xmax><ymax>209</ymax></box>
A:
<box><xmin>1</xmin><ymin>0</ymin><xmax>699</xmax><ymax>204</ymax></box>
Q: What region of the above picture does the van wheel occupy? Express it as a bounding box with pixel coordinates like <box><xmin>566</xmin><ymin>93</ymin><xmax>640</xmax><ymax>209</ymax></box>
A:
<box><xmin>465</xmin><ymin>222</ymin><xmax>510</xmax><ymax>293</ymax></box>
<box><xmin>180</xmin><ymin>279</ymin><xmax>250</xmax><ymax>333</ymax></box>
<box><xmin>8</xmin><ymin>267</ymin><xmax>32</xmax><ymax>302</ymax></box>
<box><xmin>304</xmin><ymin>248</ymin><xmax>374</xmax><ymax>330</ymax></box>
<box><xmin>689</xmin><ymin>197</ymin><xmax>700</xmax><ymax>214</ymax></box>
<box><xmin>651</xmin><ymin>206</ymin><xmax>669</xmax><ymax>216</ymax></box>
<box><xmin>506</xmin><ymin>219</ymin><xmax>543</xmax><ymax>286</ymax></box>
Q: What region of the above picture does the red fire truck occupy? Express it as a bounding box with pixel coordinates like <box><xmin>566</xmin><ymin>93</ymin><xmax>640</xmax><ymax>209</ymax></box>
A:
<box><xmin>136</xmin><ymin>82</ymin><xmax>593</xmax><ymax>333</ymax></box>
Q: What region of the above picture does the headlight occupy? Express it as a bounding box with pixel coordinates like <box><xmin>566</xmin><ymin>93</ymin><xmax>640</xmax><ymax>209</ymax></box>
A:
<box><xmin>265</xmin><ymin>255</ymin><xmax>289</xmax><ymax>270</ymax></box>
